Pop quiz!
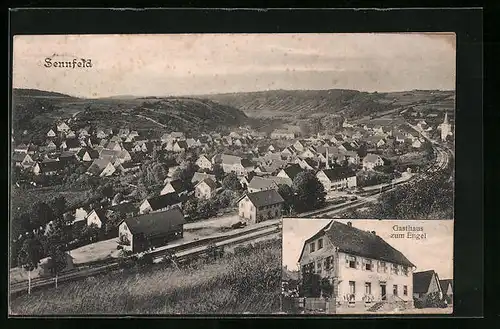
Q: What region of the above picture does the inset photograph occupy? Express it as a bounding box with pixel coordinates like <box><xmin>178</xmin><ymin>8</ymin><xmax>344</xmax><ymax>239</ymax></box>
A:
<box><xmin>281</xmin><ymin>218</ymin><xmax>453</xmax><ymax>314</ymax></box>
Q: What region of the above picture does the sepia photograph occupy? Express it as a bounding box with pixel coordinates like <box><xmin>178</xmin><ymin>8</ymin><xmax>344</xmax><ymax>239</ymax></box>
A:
<box><xmin>10</xmin><ymin>33</ymin><xmax>455</xmax><ymax>315</ymax></box>
<box><xmin>281</xmin><ymin>218</ymin><xmax>453</xmax><ymax>314</ymax></box>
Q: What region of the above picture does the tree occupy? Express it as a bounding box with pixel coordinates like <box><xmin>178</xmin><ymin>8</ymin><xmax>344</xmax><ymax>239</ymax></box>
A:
<box><xmin>320</xmin><ymin>278</ymin><xmax>334</xmax><ymax>299</ymax></box>
<box><xmin>183</xmin><ymin>198</ymin><xmax>199</xmax><ymax>221</ymax></box>
<box><xmin>277</xmin><ymin>184</ymin><xmax>295</xmax><ymax>215</ymax></box>
<box><xmin>197</xmin><ymin>199</ymin><xmax>216</xmax><ymax>219</ymax></box>
<box><xmin>299</xmin><ymin>273</ymin><xmax>321</xmax><ymax>298</ymax></box>
<box><xmin>47</xmin><ymin>246</ymin><xmax>67</xmax><ymax>288</ymax></box>
<box><xmin>49</xmin><ymin>196</ymin><xmax>67</xmax><ymax>219</ymax></box>
<box><xmin>31</xmin><ymin>202</ymin><xmax>55</xmax><ymax>232</ymax></box>
<box><xmin>292</xmin><ymin>171</ymin><xmax>326</xmax><ymax>213</ymax></box>
<box><xmin>17</xmin><ymin>236</ymin><xmax>44</xmax><ymax>294</ymax></box>
<box><xmin>222</xmin><ymin>172</ymin><xmax>242</xmax><ymax>191</ymax></box>
<box><xmin>213</xmin><ymin>164</ymin><xmax>224</xmax><ymax>182</ymax></box>
<box><xmin>215</xmin><ymin>189</ymin><xmax>234</xmax><ymax>208</ymax></box>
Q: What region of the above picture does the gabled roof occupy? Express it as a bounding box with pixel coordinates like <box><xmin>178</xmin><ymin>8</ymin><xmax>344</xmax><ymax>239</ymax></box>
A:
<box><xmin>123</xmin><ymin>207</ymin><xmax>185</xmax><ymax>237</ymax></box>
<box><xmin>213</xmin><ymin>154</ymin><xmax>243</xmax><ymax>165</ymax></box>
<box><xmin>191</xmin><ymin>172</ymin><xmax>216</xmax><ymax>184</ymax></box>
<box><xmin>319</xmin><ymin>168</ymin><xmax>357</xmax><ymax>181</ymax></box>
<box><xmin>413</xmin><ymin>270</ymin><xmax>440</xmax><ymax>294</ymax></box>
<box><xmin>12</xmin><ymin>152</ymin><xmax>28</xmax><ymax>162</ymax></box>
<box><xmin>64</xmin><ymin>138</ymin><xmax>81</xmax><ymax>149</ymax></box>
<box><xmin>107</xmin><ymin>202</ymin><xmax>138</xmax><ymax>215</ymax></box>
<box><xmin>298</xmin><ymin>221</ymin><xmax>415</xmax><ymax>267</ymax></box>
<box><xmin>106</xmin><ymin>141</ymin><xmax>121</xmax><ymax>150</ymax></box>
<box><xmin>195</xmin><ymin>178</ymin><xmax>217</xmax><ymax>190</ymax></box>
<box><xmin>269</xmin><ymin>176</ymin><xmax>293</xmax><ymax>187</ymax></box>
<box><xmin>341</xmin><ymin>142</ymin><xmax>356</xmax><ymax>151</ymax></box>
<box><xmin>165</xmin><ymin>179</ymin><xmax>189</xmax><ymax>193</ymax></box>
<box><xmin>439</xmin><ymin>279</ymin><xmax>453</xmax><ymax>294</ymax></box>
<box><xmin>60</xmin><ymin>151</ymin><xmax>77</xmax><ymax>159</ymax></box>
<box><xmin>175</xmin><ymin>141</ymin><xmax>188</xmax><ymax>149</ymax></box>
<box><xmin>15</xmin><ymin>143</ymin><xmax>28</xmax><ymax>150</ymax></box>
<box><xmin>280</xmin><ymin>164</ymin><xmax>303</xmax><ymax>180</ymax></box>
<box><xmin>100</xmin><ymin>149</ymin><xmax>121</xmax><ymax>158</ymax></box>
<box><xmin>88</xmin><ymin>208</ymin><xmax>108</xmax><ymax>224</ymax></box>
<box><xmin>302</xmin><ymin>158</ymin><xmax>319</xmax><ymax>168</ymax></box>
<box><xmin>238</xmin><ymin>189</ymin><xmax>285</xmax><ymax>207</ymax></box>
<box><xmin>145</xmin><ymin>192</ymin><xmax>181</xmax><ymax>211</ymax></box>
<box><xmin>248</xmin><ymin>176</ymin><xmax>278</xmax><ymax>190</ymax></box>
<box><xmin>87</xmin><ymin>159</ymin><xmax>113</xmax><ymax>175</ymax></box>
<box><xmin>40</xmin><ymin>160</ymin><xmax>63</xmax><ymax>172</ymax></box>
<box><xmin>363</xmin><ymin>154</ymin><xmax>382</xmax><ymax>163</ymax></box>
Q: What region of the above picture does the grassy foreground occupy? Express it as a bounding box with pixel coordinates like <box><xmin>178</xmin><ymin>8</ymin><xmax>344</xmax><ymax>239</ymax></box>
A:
<box><xmin>10</xmin><ymin>239</ymin><xmax>281</xmax><ymax>315</ymax></box>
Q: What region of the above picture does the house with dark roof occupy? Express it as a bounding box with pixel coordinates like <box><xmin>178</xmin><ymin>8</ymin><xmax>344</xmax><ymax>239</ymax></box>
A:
<box><xmin>86</xmin><ymin>208</ymin><xmax>108</xmax><ymax>228</ymax></box>
<box><xmin>297</xmin><ymin>158</ymin><xmax>320</xmax><ymax>171</ymax></box>
<box><xmin>194</xmin><ymin>178</ymin><xmax>218</xmax><ymax>199</ymax></box>
<box><xmin>195</xmin><ymin>155</ymin><xmax>213</xmax><ymax>171</ymax></box>
<box><xmin>139</xmin><ymin>192</ymin><xmax>182</xmax><ymax>215</ymax></box>
<box><xmin>160</xmin><ymin>179</ymin><xmax>190</xmax><ymax>196</ymax></box>
<box><xmin>86</xmin><ymin>159</ymin><xmax>116</xmax><ymax>177</ymax></box>
<box><xmin>362</xmin><ymin>154</ymin><xmax>384</xmax><ymax>170</ymax></box>
<box><xmin>298</xmin><ymin>221</ymin><xmax>415</xmax><ymax>308</ymax></box>
<box><xmin>39</xmin><ymin>160</ymin><xmax>63</xmax><ymax>175</ymax></box>
<box><xmin>118</xmin><ymin>207</ymin><xmax>186</xmax><ymax>254</ymax></box>
<box><xmin>413</xmin><ymin>270</ymin><xmax>443</xmax><ymax>300</ymax></box>
<box><xmin>439</xmin><ymin>279</ymin><xmax>453</xmax><ymax>304</ymax></box>
<box><xmin>277</xmin><ymin>164</ymin><xmax>303</xmax><ymax>181</ymax></box>
<box><xmin>173</xmin><ymin>140</ymin><xmax>188</xmax><ymax>153</ymax></box>
<box><xmin>237</xmin><ymin>189</ymin><xmax>285</xmax><ymax>224</ymax></box>
<box><xmin>59</xmin><ymin>151</ymin><xmax>77</xmax><ymax>165</ymax></box>
<box><xmin>191</xmin><ymin>172</ymin><xmax>216</xmax><ymax>184</ymax></box>
<box><xmin>316</xmin><ymin>168</ymin><xmax>357</xmax><ymax>191</ymax></box>
<box><xmin>60</xmin><ymin>138</ymin><xmax>83</xmax><ymax>152</ymax></box>
<box><xmin>247</xmin><ymin>176</ymin><xmax>280</xmax><ymax>193</ymax></box>
<box><xmin>12</xmin><ymin>152</ymin><xmax>34</xmax><ymax>167</ymax></box>
<box><xmin>212</xmin><ymin>154</ymin><xmax>252</xmax><ymax>176</ymax></box>
<box><xmin>76</xmin><ymin>148</ymin><xmax>99</xmax><ymax>162</ymax></box>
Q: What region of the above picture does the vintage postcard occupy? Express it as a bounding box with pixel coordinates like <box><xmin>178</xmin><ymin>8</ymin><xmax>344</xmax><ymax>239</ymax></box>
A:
<box><xmin>10</xmin><ymin>33</ymin><xmax>454</xmax><ymax>315</ymax></box>
<box><xmin>281</xmin><ymin>218</ymin><xmax>453</xmax><ymax>314</ymax></box>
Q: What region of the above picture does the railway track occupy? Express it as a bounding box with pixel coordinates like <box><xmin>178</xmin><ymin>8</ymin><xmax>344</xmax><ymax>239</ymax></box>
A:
<box><xmin>10</xmin><ymin>221</ymin><xmax>281</xmax><ymax>296</ymax></box>
<box><xmin>298</xmin><ymin>140</ymin><xmax>452</xmax><ymax>219</ymax></box>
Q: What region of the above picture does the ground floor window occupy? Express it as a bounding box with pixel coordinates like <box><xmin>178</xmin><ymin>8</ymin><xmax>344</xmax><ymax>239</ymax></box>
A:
<box><xmin>403</xmin><ymin>285</ymin><xmax>408</xmax><ymax>296</ymax></box>
<box><xmin>393</xmin><ymin>285</ymin><xmax>398</xmax><ymax>296</ymax></box>
<box><xmin>349</xmin><ymin>281</ymin><xmax>356</xmax><ymax>295</ymax></box>
<box><xmin>365</xmin><ymin>282</ymin><xmax>371</xmax><ymax>295</ymax></box>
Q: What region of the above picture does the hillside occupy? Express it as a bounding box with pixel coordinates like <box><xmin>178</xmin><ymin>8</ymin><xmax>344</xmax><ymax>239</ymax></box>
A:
<box><xmin>204</xmin><ymin>89</ymin><xmax>455</xmax><ymax>121</ymax></box>
<box><xmin>11</xmin><ymin>89</ymin><xmax>248</xmax><ymax>143</ymax></box>
<box><xmin>13</xmin><ymin>88</ymin><xmax>78</xmax><ymax>99</ymax></box>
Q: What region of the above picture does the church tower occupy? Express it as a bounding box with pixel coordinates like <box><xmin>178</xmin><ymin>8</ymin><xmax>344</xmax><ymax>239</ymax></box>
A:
<box><xmin>440</xmin><ymin>112</ymin><xmax>452</xmax><ymax>141</ymax></box>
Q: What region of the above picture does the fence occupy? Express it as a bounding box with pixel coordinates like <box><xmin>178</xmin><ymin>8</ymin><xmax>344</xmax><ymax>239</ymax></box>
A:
<box><xmin>282</xmin><ymin>296</ymin><xmax>336</xmax><ymax>314</ymax></box>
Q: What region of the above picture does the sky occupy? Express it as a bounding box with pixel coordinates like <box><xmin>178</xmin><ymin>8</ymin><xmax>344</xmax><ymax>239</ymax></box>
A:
<box><xmin>282</xmin><ymin>219</ymin><xmax>454</xmax><ymax>280</ymax></box>
<box><xmin>12</xmin><ymin>33</ymin><xmax>456</xmax><ymax>98</ymax></box>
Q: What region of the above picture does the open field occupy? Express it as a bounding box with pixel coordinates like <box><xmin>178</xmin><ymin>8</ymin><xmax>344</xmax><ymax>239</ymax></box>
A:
<box><xmin>10</xmin><ymin>239</ymin><xmax>281</xmax><ymax>315</ymax></box>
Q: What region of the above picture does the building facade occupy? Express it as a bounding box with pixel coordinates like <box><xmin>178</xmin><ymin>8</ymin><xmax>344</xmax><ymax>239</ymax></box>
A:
<box><xmin>298</xmin><ymin>221</ymin><xmax>415</xmax><ymax>310</ymax></box>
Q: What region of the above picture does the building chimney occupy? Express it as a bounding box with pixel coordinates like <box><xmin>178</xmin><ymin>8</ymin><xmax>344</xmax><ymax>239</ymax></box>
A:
<box><xmin>371</xmin><ymin>231</ymin><xmax>376</xmax><ymax>235</ymax></box>
<box><xmin>347</xmin><ymin>221</ymin><xmax>352</xmax><ymax>227</ymax></box>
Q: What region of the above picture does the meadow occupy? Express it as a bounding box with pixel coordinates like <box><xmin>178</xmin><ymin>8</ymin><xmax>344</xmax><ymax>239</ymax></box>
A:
<box><xmin>10</xmin><ymin>238</ymin><xmax>282</xmax><ymax>315</ymax></box>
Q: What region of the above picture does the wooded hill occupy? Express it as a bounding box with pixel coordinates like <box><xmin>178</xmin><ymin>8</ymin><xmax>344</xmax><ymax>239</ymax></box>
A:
<box><xmin>204</xmin><ymin>89</ymin><xmax>455</xmax><ymax>121</ymax></box>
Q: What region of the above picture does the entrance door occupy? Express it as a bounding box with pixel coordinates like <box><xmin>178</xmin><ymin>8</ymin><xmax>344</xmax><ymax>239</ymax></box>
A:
<box><xmin>380</xmin><ymin>284</ymin><xmax>387</xmax><ymax>301</ymax></box>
